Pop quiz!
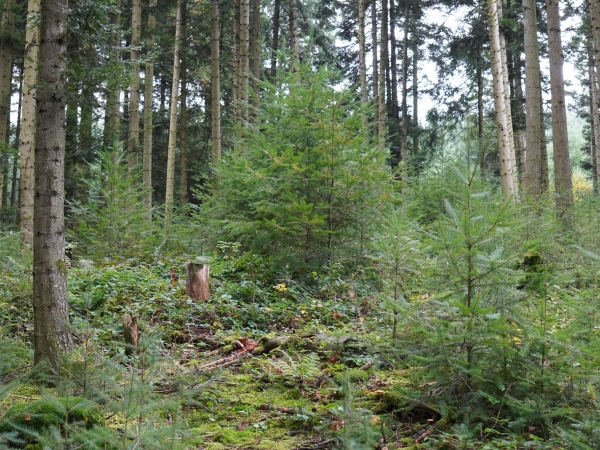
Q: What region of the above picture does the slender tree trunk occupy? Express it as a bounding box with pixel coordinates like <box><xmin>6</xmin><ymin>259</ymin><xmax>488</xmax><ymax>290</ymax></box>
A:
<box><xmin>104</xmin><ymin>0</ymin><xmax>121</xmax><ymax>148</ymax></box>
<box><xmin>179</xmin><ymin>2</ymin><xmax>188</xmax><ymax>214</ymax></box>
<box><xmin>487</xmin><ymin>0</ymin><xmax>518</xmax><ymax>198</ymax></box>
<box><xmin>33</xmin><ymin>0</ymin><xmax>73</xmax><ymax>369</ymax></box>
<box><xmin>211</xmin><ymin>0</ymin><xmax>221</xmax><ymax>163</ymax></box>
<box><xmin>522</xmin><ymin>0</ymin><xmax>543</xmax><ymax>200</ymax></box>
<box><xmin>358</xmin><ymin>0</ymin><xmax>368</xmax><ymax>130</ymax></box>
<box><xmin>233</xmin><ymin>0</ymin><xmax>240</xmax><ymax>123</ymax></box>
<box><xmin>143</xmin><ymin>0</ymin><xmax>157</xmax><ymax>218</ymax></box>
<box><xmin>372</xmin><ymin>0</ymin><xmax>379</xmax><ymax>138</ymax></box>
<box><xmin>164</xmin><ymin>0</ymin><xmax>182</xmax><ymax>232</ymax></box>
<box><xmin>79</xmin><ymin>102</ymin><xmax>92</xmax><ymax>154</ymax></box>
<box><xmin>477</xmin><ymin>59</ymin><xmax>485</xmax><ymax>173</ymax></box>
<box><xmin>590</xmin><ymin>0</ymin><xmax>600</xmax><ymax>82</ymax></box>
<box><xmin>0</xmin><ymin>0</ymin><xmax>15</xmax><ymax>207</ymax></box>
<box><xmin>239</xmin><ymin>0</ymin><xmax>250</xmax><ymax>126</ymax></box>
<box><xmin>11</xmin><ymin>67</ymin><xmax>22</xmax><ymax>209</ymax></box>
<box><xmin>412</xmin><ymin>41</ymin><xmax>419</xmax><ymax>157</ymax></box>
<box><xmin>591</xmin><ymin>60</ymin><xmax>600</xmax><ymax>191</ymax></box>
<box><xmin>389</xmin><ymin>0</ymin><xmax>398</xmax><ymax>119</ymax></box>
<box><xmin>128</xmin><ymin>0</ymin><xmax>142</xmax><ymax>168</ymax></box>
<box><xmin>400</xmin><ymin>5</ymin><xmax>409</xmax><ymax>173</ymax></box>
<box><xmin>546</xmin><ymin>0</ymin><xmax>573</xmax><ymax>218</ymax></box>
<box><xmin>540</xmin><ymin>90</ymin><xmax>549</xmax><ymax>192</ymax></box>
<box><xmin>19</xmin><ymin>0</ymin><xmax>40</xmax><ymax>249</ymax></box>
<box><xmin>269</xmin><ymin>0</ymin><xmax>280</xmax><ymax>81</ymax></box>
<box><xmin>513</xmin><ymin>53</ymin><xmax>526</xmax><ymax>177</ymax></box>
<box><xmin>289</xmin><ymin>0</ymin><xmax>299</xmax><ymax>72</ymax></box>
<box><xmin>378</xmin><ymin>0</ymin><xmax>388</xmax><ymax>141</ymax></box>
<box><xmin>249</xmin><ymin>0</ymin><xmax>260</xmax><ymax>124</ymax></box>
<box><xmin>498</xmin><ymin>0</ymin><xmax>518</xmax><ymax>197</ymax></box>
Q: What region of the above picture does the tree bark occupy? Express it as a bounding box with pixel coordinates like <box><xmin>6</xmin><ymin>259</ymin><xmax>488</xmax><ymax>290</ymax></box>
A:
<box><xmin>546</xmin><ymin>0</ymin><xmax>573</xmax><ymax>218</ymax></box>
<box><xmin>522</xmin><ymin>0</ymin><xmax>543</xmax><ymax>200</ymax></box>
<box><xmin>143</xmin><ymin>0</ymin><xmax>157</xmax><ymax>218</ymax></box>
<box><xmin>378</xmin><ymin>0</ymin><xmax>388</xmax><ymax>141</ymax></box>
<box><xmin>372</xmin><ymin>0</ymin><xmax>379</xmax><ymax>138</ymax></box>
<box><xmin>412</xmin><ymin>41</ymin><xmax>419</xmax><ymax>157</ymax></box>
<box><xmin>239</xmin><ymin>0</ymin><xmax>250</xmax><ymax>126</ymax></box>
<box><xmin>164</xmin><ymin>0</ymin><xmax>182</xmax><ymax>232</ymax></box>
<box><xmin>11</xmin><ymin>66</ymin><xmax>22</xmax><ymax>210</ymax></box>
<box><xmin>233</xmin><ymin>0</ymin><xmax>240</xmax><ymax>123</ymax></box>
<box><xmin>33</xmin><ymin>0</ymin><xmax>73</xmax><ymax>369</ymax></box>
<box><xmin>19</xmin><ymin>0</ymin><xmax>40</xmax><ymax>249</ymax></box>
<box><xmin>249</xmin><ymin>0</ymin><xmax>260</xmax><ymax>125</ymax></box>
<box><xmin>591</xmin><ymin>59</ymin><xmax>600</xmax><ymax>191</ymax></box>
<box><xmin>269</xmin><ymin>0</ymin><xmax>281</xmax><ymax>81</ymax></box>
<box><xmin>211</xmin><ymin>0</ymin><xmax>221</xmax><ymax>163</ymax></box>
<box><xmin>179</xmin><ymin>2</ymin><xmax>188</xmax><ymax>214</ymax></box>
<box><xmin>128</xmin><ymin>0</ymin><xmax>142</xmax><ymax>168</ymax></box>
<box><xmin>0</xmin><ymin>0</ymin><xmax>15</xmax><ymax>207</ymax></box>
<box><xmin>122</xmin><ymin>314</ymin><xmax>139</xmax><ymax>356</ymax></box>
<box><xmin>186</xmin><ymin>263</ymin><xmax>210</xmax><ymax>301</ymax></box>
<box><xmin>358</xmin><ymin>0</ymin><xmax>368</xmax><ymax>131</ymax></box>
<box><xmin>389</xmin><ymin>0</ymin><xmax>398</xmax><ymax>120</ymax></box>
<box><xmin>590</xmin><ymin>0</ymin><xmax>600</xmax><ymax>83</ymax></box>
<box><xmin>103</xmin><ymin>0</ymin><xmax>121</xmax><ymax>148</ymax></box>
<box><xmin>513</xmin><ymin>53</ymin><xmax>526</xmax><ymax>178</ymax></box>
<box><xmin>400</xmin><ymin>5</ymin><xmax>409</xmax><ymax>175</ymax></box>
<box><xmin>487</xmin><ymin>0</ymin><xmax>518</xmax><ymax>199</ymax></box>
<box><xmin>289</xmin><ymin>0</ymin><xmax>299</xmax><ymax>72</ymax></box>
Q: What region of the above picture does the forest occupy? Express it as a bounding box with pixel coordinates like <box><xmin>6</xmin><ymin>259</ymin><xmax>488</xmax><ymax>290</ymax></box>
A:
<box><xmin>1</xmin><ymin>0</ymin><xmax>600</xmax><ymax>447</ymax></box>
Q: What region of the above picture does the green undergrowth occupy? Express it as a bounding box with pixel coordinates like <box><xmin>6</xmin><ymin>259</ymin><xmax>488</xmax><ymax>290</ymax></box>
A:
<box><xmin>2</xmin><ymin>193</ymin><xmax>600</xmax><ymax>447</ymax></box>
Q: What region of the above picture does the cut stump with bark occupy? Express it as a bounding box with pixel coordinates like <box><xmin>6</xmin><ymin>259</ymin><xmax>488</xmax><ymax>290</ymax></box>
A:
<box><xmin>123</xmin><ymin>314</ymin><xmax>139</xmax><ymax>356</ymax></box>
<box><xmin>186</xmin><ymin>263</ymin><xmax>210</xmax><ymax>301</ymax></box>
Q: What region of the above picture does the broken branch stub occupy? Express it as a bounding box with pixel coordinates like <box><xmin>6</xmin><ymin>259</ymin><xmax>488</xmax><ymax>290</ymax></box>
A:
<box><xmin>186</xmin><ymin>262</ymin><xmax>210</xmax><ymax>301</ymax></box>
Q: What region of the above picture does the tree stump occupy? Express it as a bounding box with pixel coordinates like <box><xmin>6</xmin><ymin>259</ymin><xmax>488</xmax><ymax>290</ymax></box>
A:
<box><xmin>186</xmin><ymin>263</ymin><xmax>210</xmax><ymax>301</ymax></box>
<box><xmin>123</xmin><ymin>314</ymin><xmax>139</xmax><ymax>356</ymax></box>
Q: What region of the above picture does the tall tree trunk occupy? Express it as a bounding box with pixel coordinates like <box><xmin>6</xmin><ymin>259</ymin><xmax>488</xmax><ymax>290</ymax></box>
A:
<box><xmin>239</xmin><ymin>0</ymin><xmax>250</xmax><ymax>126</ymax></box>
<box><xmin>477</xmin><ymin>58</ymin><xmax>485</xmax><ymax>173</ymax></box>
<box><xmin>289</xmin><ymin>0</ymin><xmax>299</xmax><ymax>72</ymax></box>
<box><xmin>249</xmin><ymin>0</ymin><xmax>260</xmax><ymax>125</ymax></box>
<box><xmin>498</xmin><ymin>0</ymin><xmax>518</xmax><ymax>197</ymax></box>
<box><xmin>0</xmin><ymin>0</ymin><xmax>15</xmax><ymax>207</ymax></box>
<box><xmin>104</xmin><ymin>0</ymin><xmax>121</xmax><ymax>148</ymax></box>
<box><xmin>590</xmin><ymin>0</ymin><xmax>600</xmax><ymax>83</ymax></box>
<box><xmin>358</xmin><ymin>0</ymin><xmax>368</xmax><ymax>130</ymax></box>
<box><xmin>540</xmin><ymin>89</ymin><xmax>549</xmax><ymax>192</ymax></box>
<box><xmin>211</xmin><ymin>0</ymin><xmax>221</xmax><ymax>163</ymax></box>
<box><xmin>233</xmin><ymin>0</ymin><xmax>240</xmax><ymax>123</ymax></box>
<box><xmin>591</xmin><ymin>59</ymin><xmax>600</xmax><ymax>192</ymax></box>
<box><xmin>11</xmin><ymin>66</ymin><xmax>22</xmax><ymax>210</ymax></box>
<box><xmin>378</xmin><ymin>0</ymin><xmax>388</xmax><ymax>141</ymax></box>
<box><xmin>546</xmin><ymin>0</ymin><xmax>573</xmax><ymax>218</ymax></box>
<box><xmin>513</xmin><ymin>53</ymin><xmax>526</xmax><ymax>177</ymax></box>
<box><xmin>371</xmin><ymin>0</ymin><xmax>379</xmax><ymax>138</ymax></box>
<box><xmin>487</xmin><ymin>0</ymin><xmax>518</xmax><ymax>199</ymax></box>
<box><xmin>389</xmin><ymin>0</ymin><xmax>398</xmax><ymax>119</ymax></box>
<box><xmin>164</xmin><ymin>0</ymin><xmax>182</xmax><ymax>232</ymax></box>
<box><xmin>128</xmin><ymin>0</ymin><xmax>142</xmax><ymax>168</ymax></box>
<box><xmin>33</xmin><ymin>0</ymin><xmax>73</xmax><ymax>369</ymax></box>
<box><xmin>522</xmin><ymin>0</ymin><xmax>543</xmax><ymax>200</ymax></box>
<box><xmin>400</xmin><ymin>5</ymin><xmax>409</xmax><ymax>174</ymax></box>
<box><xmin>143</xmin><ymin>0</ymin><xmax>157</xmax><ymax>218</ymax></box>
<box><xmin>19</xmin><ymin>0</ymin><xmax>40</xmax><ymax>249</ymax></box>
<box><xmin>412</xmin><ymin>41</ymin><xmax>419</xmax><ymax>157</ymax></box>
<box><xmin>179</xmin><ymin>2</ymin><xmax>188</xmax><ymax>214</ymax></box>
<box><xmin>269</xmin><ymin>0</ymin><xmax>281</xmax><ymax>81</ymax></box>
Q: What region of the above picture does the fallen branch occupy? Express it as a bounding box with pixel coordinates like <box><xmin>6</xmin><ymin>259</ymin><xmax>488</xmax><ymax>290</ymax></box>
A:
<box><xmin>196</xmin><ymin>350</ymin><xmax>252</xmax><ymax>371</ymax></box>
